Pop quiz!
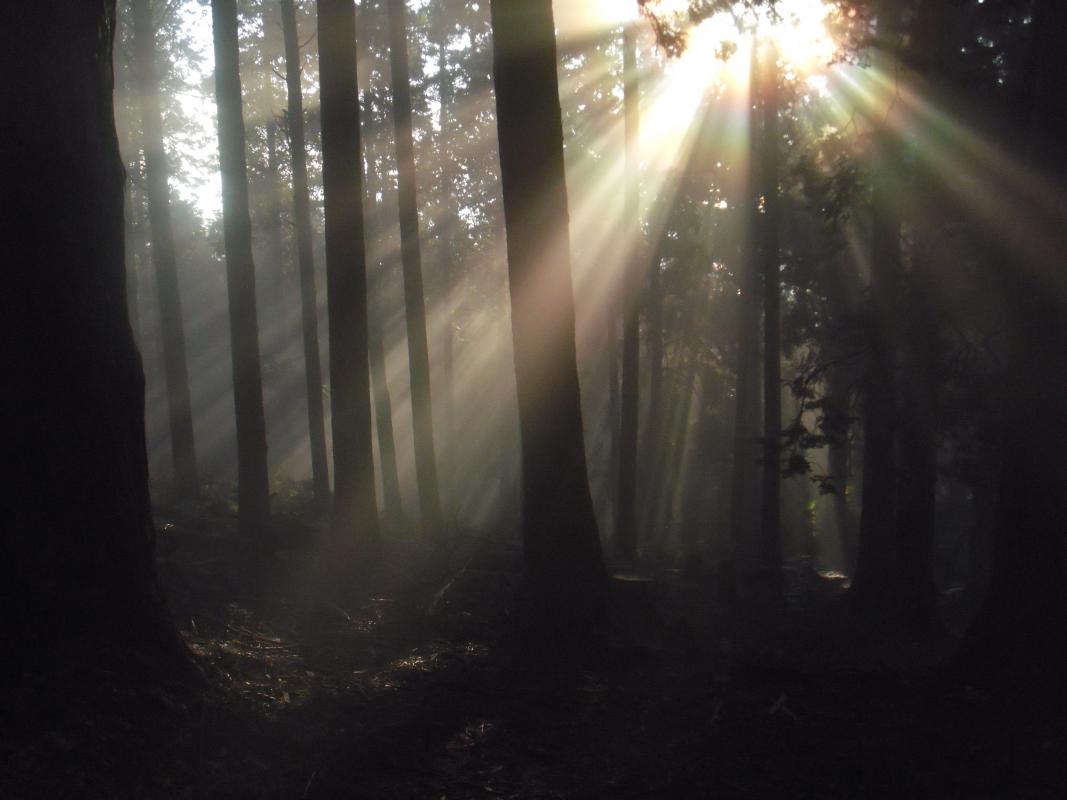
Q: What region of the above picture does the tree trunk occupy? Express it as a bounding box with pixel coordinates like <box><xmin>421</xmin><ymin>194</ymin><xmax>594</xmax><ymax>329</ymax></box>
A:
<box><xmin>431</xmin><ymin>2</ymin><xmax>459</xmax><ymax>469</ymax></box>
<box><xmin>3</xmin><ymin>0</ymin><xmax>181</xmax><ymax>670</ymax></box>
<box><xmin>365</xmin><ymin>141</ymin><xmax>405</xmax><ymax>531</ymax></box>
<box><xmin>758</xmin><ymin>41</ymin><xmax>783</xmax><ymax>598</ymax></box>
<box><xmin>317</xmin><ymin>0</ymin><xmax>380</xmax><ymax>549</ymax></box>
<box><xmin>960</xmin><ymin>0</ymin><xmax>1067</xmax><ymax>686</ymax></box>
<box><xmin>895</xmin><ymin>226</ymin><xmax>939</xmax><ymax>632</ymax></box>
<box><xmin>281</xmin><ymin>0</ymin><xmax>331</xmax><ymax>509</ymax></box>
<box><xmin>386</xmin><ymin>0</ymin><xmax>444</xmax><ymax>538</ymax></box>
<box><xmin>490</xmin><ymin>0</ymin><xmax>606</xmax><ymax>631</ymax></box>
<box><xmin>133</xmin><ymin>0</ymin><xmax>200</xmax><ymax>500</ymax></box>
<box><xmin>212</xmin><ymin>0</ymin><xmax>272</xmax><ymax>536</ymax></box>
<box><xmin>727</xmin><ymin>42</ymin><xmax>763</xmax><ymax>598</ymax></box>
<box><xmin>848</xmin><ymin>180</ymin><xmax>900</xmax><ymax>617</ymax></box>
<box><xmin>616</xmin><ymin>25</ymin><xmax>640</xmax><ymax>563</ymax></box>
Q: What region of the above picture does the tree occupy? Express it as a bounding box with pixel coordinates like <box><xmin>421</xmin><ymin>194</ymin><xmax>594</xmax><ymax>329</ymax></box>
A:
<box><xmin>212</xmin><ymin>0</ymin><xmax>272</xmax><ymax>537</ymax></box>
<box><xmin>318</xmin><ymin>0</ymin><xmax>380</xmax><ymax>549</ymax></box>
<box><xmin>489</xmin><ymin>0</ymin><xmax>606</xmax><ymax>630</ymax></box>
<box><xmin>959</xmin><ymin>0</ymin><xmax>1067</xmax><ymax>687</ymax></box>
<box><xmin>3</xmin><ymin>0</ymin><xmax>181</xmax><ymax>669</ymax></box>
<box><xmin>132</xmin><ymin>0</ymin><xmax>199</xmax><ymax>500</ymax></box>
<box><xmin>727</xmin><ymin>43</ymin><xmax>764</xmax><ymax>598</ymax></box>
<box><xmin>386</xmin><ymin>0</ymin><xmax>444</xmax><ymax>538</ymax></box>
<box><xmin>616</xmin><ymin>23</ymin><xmax>641</xmax><ymax>563</ymax></box>
<box><xmin>281</xmin><ymin>0</ymin><xmax>331</xmax><ymax>509</ymax></box>
<box><xmin>757</xmin><ymin>39</ymin><xmax>783</xmax><ymax>598</ymax></box>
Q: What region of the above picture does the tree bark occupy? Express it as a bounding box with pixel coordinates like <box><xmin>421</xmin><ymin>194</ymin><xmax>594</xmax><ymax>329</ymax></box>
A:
<box><xmin>727</xmin><ymin>44</ymin><xmax>763</xmax><ymax>598</ymax></box>
<box><xmin>386</xmin><ymin>0</ymin><xmax>444</xmax><ymax>538</ymax></box>
<box><xmin>317</xmin><ymin>0</ymin><xmax>380</xmax><ymax>549</ymax></box>
<box><xmin>848</xmin><ymin>179</ymin><xmax>900</xmax><ymax>617</ymax></box>
<box><xmin>281</xmin><ymin>0</ymin><xmax>331</xmax><ymax>509</ymax></box>
<box><xmin>133</xmin><ymin>0</ymin><xmax>200</xmax><ymax>500</ymax></box>
<box><xmin>758</xmin><ymin>41</ymin><xmax>783</xmax><ymax>597</ymax></box>
<box><xmin>490</xmin><ymin>0</ymin><xmax>606</xmax><ymax>632</ymax></box>
<box><xmin>212</xmin><ymin>0</ymin><xmax>272</xmax><ymax>536</ymax></box>
<box><xmin>616</xmin><ymin>25</ymin><xmax>640</xmax><ymax>563</ymax></box>
<box><xmin>3</xmin><ymin>0</ymin><xmax>181</xmax><ymax>670</ymax></box>
<box><xmin>364</xmin><ymin>139</ymin><xmax>405</xmax><ymax>530</ymax></box>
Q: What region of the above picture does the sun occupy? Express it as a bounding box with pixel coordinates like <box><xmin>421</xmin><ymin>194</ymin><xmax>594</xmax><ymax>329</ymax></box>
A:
<box><xmin>642</xmin><ymin>0</ymin><xmax>840</xmax><ymax>78</ymax></box>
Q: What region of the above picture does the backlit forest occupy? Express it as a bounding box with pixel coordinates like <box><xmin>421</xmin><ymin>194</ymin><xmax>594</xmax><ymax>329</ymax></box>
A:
<box><xmin>4</xmin><ymin>1</ymin><xmax>1066</xmax><ymax>797</ymax></box>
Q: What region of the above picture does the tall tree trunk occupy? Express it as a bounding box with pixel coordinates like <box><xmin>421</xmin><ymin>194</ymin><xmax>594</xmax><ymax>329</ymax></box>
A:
<box><xmin>895</xmin><ymin>221</ymin><xmax>939</xmax><ymax>632</ymax></box>
<box><xmin>728</xmin><ymin>43</ymin><xmax>764</xmax><ymax>597</ymax></box>
<box><xmin>848</xmin><ymin>178</ymin><xmax>900</xmax><ymax>617</ymax></box>
<box><xmin>365</xmin><ymin>140</ymin><xmax>405</xmax><ymax>530</ymax></box>
<box><xmin>133</xmin><ymin>0</ymin><xmax>199</xmax><ymax>500</ymax></box>
<box><xmin>265</xmin><ymin>119</ymin><xmax>286</xmax><ymax>322</ymax></box>
<box><xmin>212</xmin><ymin>0</ymin><xmax>271</xmax><ymax>535</ymax></box>
<box><xmin>431</xmin><ymin>2</ymin><xmax>459</xmax><ymax>465</ymax></box>
<box><xmin>960</xmin><ymin>0</ymin><xmax>1067</xmax><ymax>686</ymax></box>
<box><xmin>281</xmin><ymin>0</ymin><xmax>331</xmax><ymax>509</ymax></box>
<box><xmin>386</xmin><ymin>0</ymin><xmax>444</xmax><ymax>538</ymax></box>
<box><xmin>318</xmin><ymin>0</ymin><xmax>379</xmax><ymax>549</ymax></box>
<box><xmin>758</xmin><ymin>41</ymin><xmax>783</xmax><ymax>597</ymax></box>
<box><xmin>124</xmin><ymin>177</ymin><xmax>142</xmax><ymax>344</ymax></box>
<box><xmin>4</xmin><ymin>0</ymin><xmax>181</xmax><ymax>669</ymax></box>
<box><xmin>490</xmin><ymin>0</ymin><xmax>606</xmax><ymax>630</ymax></box>
<box><xmin>616</xmin><ymin>24</ymin><xmax>640</xmax><ymax>563</ymax></box>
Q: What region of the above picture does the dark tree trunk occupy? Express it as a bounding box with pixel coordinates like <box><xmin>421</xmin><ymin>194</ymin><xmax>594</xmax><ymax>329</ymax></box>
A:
<box><xmin>616</xmin><ymin>25</ymin><xmax>640</xmax><ymax>563</ymax></box>
<box><xmin>132</xmin><ymin>0</ymin><xmax>200</xmax><ymax>500</ymax></box>
<box><xmin>431</xmin><ymin>2</ymin><xmax>459</xmax><ymax>459</ymax></box>
<box><xmin>895</xmin><ymin>229</ymin><xmax>939</xmax><ymax>632</ymax></box>
<box><xmin>960</xmin><ymin>0</ymin><xmax>1067</xmax><ymax>686</ymax></box>
<box><xmin>490</xmin><ymin>0</ymin><xmax>606</xmax><ymax>630</ymax></box>
<box><xmin>386</xmin><ymin>0</ymin><xmax>444</xmax><ymax>538</ymax></box>
<box><xmin>212</xmin><ymin>0</ymin><xmax>272</xmax><ymax>536</ymax></box>
<box><xmin>727</xmin><ymin>43</ymin><xmax>763</xmax><ymax>596</ymax></box>
<box><xmin>124</xmin><ymin>179</ymin><xmax>142</xmax><ymax>344</ymax></box>
<box><xmin>317</xmin><ymin>0</ymin><xmax>380</xmax><ymax>549</ymax></box>
<box><xmin>825</xmin><ymin>365</ymin><xmax>855</xmax><ymax>572</ymax></box>
<box><xmin>365</xmin><ymin>141</ymin><xmax>405</xmax><ymax>531</ymax></box>
<box><xmin>848</xmin><ymin>180</ymin><xmax>900</xmax><ymax>617</ymax></box>
<box><xmin>265</xmin><ymin>119</ymin><xmax>286</xmax><ymax>321</ymax></box>
<box><xmin>281</xmin><ymin>0</ymin><xmax>331</xmax><ymax>509</ymax></box>
<box><xmin>758</xmin><ymin>41</ymin><xmax>783</xmax><ymax>597</ymax></box>
<box><xmin>3</xmin><ymin>0</ymin><xmax>181</xmax><ymax>670</ymax></box>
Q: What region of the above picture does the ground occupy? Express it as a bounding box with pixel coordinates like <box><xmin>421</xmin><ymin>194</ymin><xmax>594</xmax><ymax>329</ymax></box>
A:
<box><xmin>4</xmin><ymin>493</ymin><xmax>1065</xmax><ymax>798</ymax></box>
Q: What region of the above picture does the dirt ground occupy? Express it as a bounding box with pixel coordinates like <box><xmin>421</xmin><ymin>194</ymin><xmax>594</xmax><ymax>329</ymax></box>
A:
<box><xmin>4</xmin><ymin>497</ymin><xmax>1066</xmax><ymax>799</ymax></box>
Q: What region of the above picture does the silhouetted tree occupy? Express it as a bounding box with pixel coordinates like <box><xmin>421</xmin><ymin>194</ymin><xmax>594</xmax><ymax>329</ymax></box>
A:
<box><xmin>212</xmin><ymin>0</ymin><xmax>272</xmax><ymax>536</ymax></box>
<box><xmin>317</xmin><ymin>0</ymin><xmax>380</xmax><ymax>549</ymax></box>
<box><xmin>281</xmin><ymin>0</ymin><xmax>331</xmax><ymax>509</ymax></box>
<box><xmin>4</xmin><ymin>0</ymin><xmax>182</xmax><ymax>670</ymax></box>
<box><xmin>758</xmin><ymin>39</ymin><xmax>783</xmax><ymax>598</ymax></box>
<box><xmin>132</xmin><ymin>0</ymin><xmax>199</xmax><ymax>500</ymax></box>
<box><xmin>616</xmin><ymin>23</ymin><xmax>641</xmax><ymax>562</ymax></box>
<box><xmin>490</xmin><ymin>0</ymin><xmax>606</xmax><ymax>631</ymax></box>
<box><xmin>386</xmin><ymin>0</ymin><xmax>444</xmax><ymax>538</ymax></box>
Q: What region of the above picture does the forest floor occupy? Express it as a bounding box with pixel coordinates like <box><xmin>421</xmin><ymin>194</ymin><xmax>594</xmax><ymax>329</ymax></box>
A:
<box><xmin>5</xmin><ymin>491</ymin><xmax>1067</xmax><ymax>799</ymax></box>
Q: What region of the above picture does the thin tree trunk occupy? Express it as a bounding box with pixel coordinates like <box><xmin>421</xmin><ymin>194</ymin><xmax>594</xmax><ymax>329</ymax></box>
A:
<box><xmin>728</xmin><ymin>43</ymin><xmax>763</xmax><ymax>597</ymax></box>
<box><xmin>133</xmin><ymin>0</ymin><xmax>199</xmax><ymax>499</ymax></box>
<box><xmin>386</xmin><ymin>0</ymin><xmax>444</xmax><ymax>538</ymax></box>
<box><xmin>758</xmin><ymin>41</ymin><xmax>783</xmax><ymax>597</ymax></box>
<box><xmin>318</xmin><ymin>0</ymin><xmax>379</xmax><ymax>549</ymax></box>
<box><xmin>490</xmin><ymin>0</ymin><xmax>606</xmax><ymax>631</ymax></box>
<box><xmin>365</xmin><ymin>140</ymin><xmax>404</xmax><ymax>530</ymax></box>
<box><xmin>281</xmin><ymin>0</ymin><xmax>330</xmax><ymax>509</ymax></box>
<box><xmin>616</xmin><ymin>24</ymin><xmax>640</xmax><ymax>563</ymax></box>
<box><xmin>431</xmin><ymin>3</ymin><xmax>459</xmax><ymax>461</ymax></box>
<box><xmin>212</xmin><ymin>0</ymin><xmax>271</xmax><ymax>535</ymax></box>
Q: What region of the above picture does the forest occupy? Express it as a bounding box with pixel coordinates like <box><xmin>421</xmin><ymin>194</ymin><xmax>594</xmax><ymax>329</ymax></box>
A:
<box><xmin>3</xmin><ymin>0</ymin><xmax>1066</xmax><ymax>796</ymax></box>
